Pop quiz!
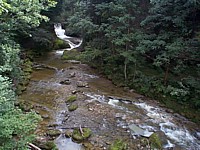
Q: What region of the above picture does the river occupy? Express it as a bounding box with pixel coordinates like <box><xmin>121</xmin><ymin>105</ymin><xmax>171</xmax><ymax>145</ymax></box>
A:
<box><xmin>20</xmin><ymin>50</ymin><xmax>200</xmax><ymax>150</ymax></box>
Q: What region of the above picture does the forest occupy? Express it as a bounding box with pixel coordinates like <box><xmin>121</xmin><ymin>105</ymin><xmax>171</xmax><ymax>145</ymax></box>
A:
<box><xmin>49</xmin><ymin>0</ymin><xmax>200</xmax><ymax>117</ymax></box>
<box><xmin>0</xmin><ymin>0</ymin><xmax>200</xmax><ymax>149</ymax></box>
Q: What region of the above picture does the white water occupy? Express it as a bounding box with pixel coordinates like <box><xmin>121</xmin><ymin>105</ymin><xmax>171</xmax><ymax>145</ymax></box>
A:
<box><xmin>135</xmin><ymin>102</ymin><xmax>200</xmax><ymax>149</ymax></box>
<box><xmin>84</xmin><ymin>93</ymin><xmax>200</xmax><ymax>149</ymax></box>
<box><xmin>54</xmin><ymin>23</ymin><xmax>82</xmax><ymax>52</ymax></box>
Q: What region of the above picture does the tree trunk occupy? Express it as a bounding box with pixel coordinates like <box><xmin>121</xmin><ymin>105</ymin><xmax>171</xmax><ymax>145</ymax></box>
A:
<box><xmin>164</xmin><ymin>64</ymin><xmax>169</xmax><ymax>85</ymax></box>
<box><xmin>124</xmin><ymin>62</ymin><xmax>127</xmax><ymax>81</ymax></box>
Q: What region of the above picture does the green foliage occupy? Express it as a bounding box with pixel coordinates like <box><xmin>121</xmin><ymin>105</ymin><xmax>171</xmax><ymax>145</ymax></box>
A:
<box><xmin>53</xmin><ymin>39</ymin><xmax>68</xmax><ymax>50</ymax></box>
<box><xmin>0</xmin><ymin>0</ymin><xmax>56</xmax><ymax>149</ymax></box>
<box><xmin>0</xmin><ymin>109</ymin><xmax>41</xmax><ymax>149</ymax></box>
<box><xmin>62</xmin><ymin>49</ymin><xmax>80</xmax><ymax>60</ymax></box>
<box><xmin>0</xmin><ymin>75</ymin><xmax>15</xmax><ymax>113</ymax></box>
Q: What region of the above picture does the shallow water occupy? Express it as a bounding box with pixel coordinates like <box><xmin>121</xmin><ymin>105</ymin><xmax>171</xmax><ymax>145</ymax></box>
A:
<box><xmin>20</xmin><ymin>50</ymin><xmax>200</xmax><ymax>150</ymax></box>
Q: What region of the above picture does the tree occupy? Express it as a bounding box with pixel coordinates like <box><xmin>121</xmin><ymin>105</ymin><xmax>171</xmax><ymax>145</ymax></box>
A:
<box><xmin>0</xmin><ymin>0</ymin><xmax>56</xmax><ymax>149</ymax></box>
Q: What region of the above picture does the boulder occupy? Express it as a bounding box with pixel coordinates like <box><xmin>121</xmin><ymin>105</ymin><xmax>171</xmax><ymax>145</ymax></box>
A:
<box><xmin>68</xmin><ymin>104</ymin><xmax>78</xmax><ymax>111</ymax></box>
<box><xmin>128</xmin><ymin>124</ymin><xmax>154</xmax><ymax>137</ymax></box>
<box><xmin>77</xmin><ymin>81</ymin><xmax>89</xmax><ymax>88</ymax></box>
<box><xmin>72</xmin><ymin>128</ymin><xmax>92</xmax><ymax>142</ymax></box>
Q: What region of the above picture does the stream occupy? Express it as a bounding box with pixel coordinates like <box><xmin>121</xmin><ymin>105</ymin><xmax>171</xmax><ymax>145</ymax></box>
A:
<box><xmin>20</xmin><ymin>50</ymin><xmax>200</xmax><ymax>150</ymax></box>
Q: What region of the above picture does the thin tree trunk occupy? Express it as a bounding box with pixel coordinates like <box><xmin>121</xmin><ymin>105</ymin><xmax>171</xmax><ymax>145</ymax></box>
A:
<box><xmin>164</xmin><ymin>64</ymin><xmax>169</xmax><ymax>85</ymax></box>
<box><xmin>124</xmin><ymin>62</ymin><xmax>127</xmax><ymax>81</ymax></box>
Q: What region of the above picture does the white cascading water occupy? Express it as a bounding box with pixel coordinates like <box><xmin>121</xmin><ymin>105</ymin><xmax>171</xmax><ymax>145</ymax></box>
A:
<box><xmin>54</xmin><ymin>23</ymin><xmax>82</xmax><ymax>53</ymax></box>
<box><xmin>84</xmin><ymin>93</ymin><xmax>200</xmax><ymax>149</ymax></box>
<box><xmin>134</xmin><ymin>102</ymin><xmax>200</xmax><ymax>149</ymax></box>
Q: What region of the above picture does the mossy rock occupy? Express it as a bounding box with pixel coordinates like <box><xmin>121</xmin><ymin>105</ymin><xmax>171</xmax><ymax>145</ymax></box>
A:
<box><xmin>40</xmin><ymin>141</ymin><xmax>58</xmax><ymax>150</ymax></box>
<box><xmin>66</xmin><ymin>95</ymin><xmax>77</xmax><ymax>103</ymax></box>
<box><xmin>72</xmin><ymin>128</ymin><xmax>92</xmax><ymax>142</ymax></box>
<box><xmin>149</xmin><ymin>133</ymin><xmax>162</xmax><ymax>149</ymax></box>
<box><xmin>46</xmin><ymin>129</ymin><xmax>61</xmax><ymax>138</ymax></box>
<box><xmin>65</xmin><ymin>129</ymin><xmax>73</xmax><ymax>138</ymax></box>
<box><xmin>53</xmin><ymin>39</ymin><xmax>69</xmax><ymax>49</ymax></box>
<box><xmin>109</xmin><ymin>139</ymin><xmax>127</xmax><ymax>150</ymax></box>
<box><xmin>68</xmin><ymin>104</ymin><xmax>78</xmax><ymax>111</ymax></box>
<box><xmin>61</xmin><ymin>49</ymin><xmax>80</xmax><ymax>60</ymax></box>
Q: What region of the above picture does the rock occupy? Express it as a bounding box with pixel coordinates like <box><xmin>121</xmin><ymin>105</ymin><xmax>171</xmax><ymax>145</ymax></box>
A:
<box><xmin>68</xmin><ymin>104</ymin><xmax>78</xmax><ymax>111</ymax></box>
<box><xmin>166</xmin><ymin>108</ymin><xmax>174</xmax><ymax>113</ymax></box>
<box><xmin>88</xmin><ymin>108</ymin><xmax>93</xmax><ymax>111</ymax></box>
<box><xmin>60</xmin><ymin>79</ymin><xmax>71</xmax><ymax>85</ymax></box>
<box><xmin>128</xmin><ymin>124</ymin><xmax>154</xmax><ymax>137</ymax></box>
<box><xmin>71</xmin><ymin>90</ymin><xmax>77</xmax><ymax>94</ymax></box>
<box><xmin>109</xmin><ymin>139</ymin><xmax>127</xmax><ymax>150</ymax></box>
<box><xmin>46</xmin><ymin>129</ymin><xmax>61</xmax><ymax>139</ymax></box>
<box><xmin>48</xmin><ymin>123</ymin><xmax>59</xmax><ymax>128</ymax></box>
<box><xmin>65</xmin><ymin>129</ymin><xmax>73</xmax><ymax>138</ymax></box>
<box><xmin>69</xmin><ymin>72</ymin><xmax>76</xmax><ymax>77</ymax></box>
<box><xmin>42</xmin><ymin>114</ymin><xmax>49</xmax><ymax>119</ymax></box>
<box><xmin>155</xmin><ymin>131</ymin><xmax>168</xmax><ymax>146</ymax></box>
<box><xmin>149</xmin><ymin>133</ymin><xmax>163</xmax><ymax>149</ymax></box>
<box><xmin>115</xmin><ymin>113</ymin><xmax>123</xmax><ymax>118</ymax></box>
<box><xmin>82</xmin><ymin>141</ymin><xmax>94</xmax><ymax>149</ymax></box>
<box><xmin>66</xmin><ymin>60</ymin><xmax>81</xmax><ymax>64</ymax></box>
<box><xmin>77</xmin><ymin>81</ymin><xmax>89</xmax><ymax>87</ymax></box>
<box><xmin>106</xmin><ymin>141</ymin><xmax>111</xmax><ymax>145</ymax></box>
<box><xmin>194</xmin><ymin>131</ymin><xmax>200</xmax><ymax>140</ymax></box>
<box><xmin>39</xmin><ymin>141</ymin><xmax>58</xmax><ymax>150</ymax></box>
<box><xmin>72</xmin><ymin>128</ymin><xmax>92</xmax><ymax>142</ymax></box>
<box><xmin>66</xmin><ymin>95</ymin><xmax>77</xmax><ymax>103</ymax></box>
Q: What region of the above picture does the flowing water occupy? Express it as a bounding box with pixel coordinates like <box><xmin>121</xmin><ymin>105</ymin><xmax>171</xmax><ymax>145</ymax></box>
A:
<box><xmin>20</xmin><ymin>50</ymin><xmax>200</xmax><ymax>150</ymax></box>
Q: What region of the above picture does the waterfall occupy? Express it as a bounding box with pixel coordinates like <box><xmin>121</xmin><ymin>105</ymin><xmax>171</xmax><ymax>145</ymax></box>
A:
<box><xmin>54</xmin><ymin>23</ymin><xmax>82</xmax><ymax>51</ymax></box>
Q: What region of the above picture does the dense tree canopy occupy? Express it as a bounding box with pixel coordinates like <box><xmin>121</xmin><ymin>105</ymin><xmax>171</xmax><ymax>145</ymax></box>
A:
<box><xmin>50</xmin><ymin>0</ymin><xmax>200</xmax><ymax>120</ymax></box>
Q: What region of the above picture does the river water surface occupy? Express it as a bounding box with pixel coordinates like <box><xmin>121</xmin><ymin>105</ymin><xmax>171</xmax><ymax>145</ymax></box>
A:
<box><xmin>20</xmin><ymin>50</ymin><xmax>200</xmax><ymax>150</ymax></box>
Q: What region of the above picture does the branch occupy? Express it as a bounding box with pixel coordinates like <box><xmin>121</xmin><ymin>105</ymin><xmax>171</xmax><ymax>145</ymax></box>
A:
<box><xmin>28</xmin><ymin>143</ymin><xmax>41</xmax><ymax>150</ymax></box>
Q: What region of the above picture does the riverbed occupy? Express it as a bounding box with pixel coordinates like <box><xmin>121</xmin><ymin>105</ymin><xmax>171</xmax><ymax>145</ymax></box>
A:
<box><xmin>20</xmin><ymin>50</ymin><xmax>200</xmax><ymax>150</ymax></box>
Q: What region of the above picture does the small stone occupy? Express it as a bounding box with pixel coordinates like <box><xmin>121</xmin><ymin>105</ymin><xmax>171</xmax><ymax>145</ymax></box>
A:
<box><xmin>106</xmin><ymin>141</ymin><xmax>111</xmax><ymax>145</ymax></box>
<box><xmin>42</xmin><ymin>114</ymin><xmax>49</xmax><ymax>119</ymax></box>
<box><xmin>77</xmin><ymin>81</ymin><xmax>88</xmax><ymax>87</ymax></box>
<box><xmin>71</xmin><ymin>90</ymin><xmax>77</xmax><ymax>94</ymax></box>
<box><xmin>88</xmin><ymin>108</ymin><xmax>93</xmax><ymax>111</ymax></box>
<box><xmin>166</xmin><ymin>108</ymin><xmax>174</xmax><ymax>113</ymax></box>
<box><xmin>69</xmin><ymin>72</ymin><xmax>76</xmax><ymax>77</ymax></box>
<box><xmin>60</xmin><ymin>79</ymin><xmax>71</xmax><ymax>85</ymax></box>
